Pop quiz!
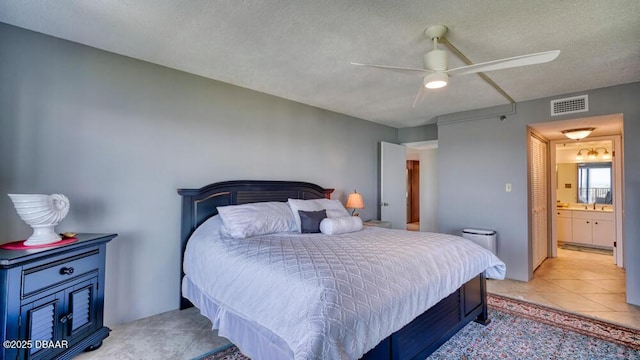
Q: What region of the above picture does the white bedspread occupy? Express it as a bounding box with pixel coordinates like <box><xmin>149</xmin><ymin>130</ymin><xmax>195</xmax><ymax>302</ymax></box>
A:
<box><xmin>183</xmin><ymin>216</ymin><xmax>506</xmax><ymax>360</ymax></box>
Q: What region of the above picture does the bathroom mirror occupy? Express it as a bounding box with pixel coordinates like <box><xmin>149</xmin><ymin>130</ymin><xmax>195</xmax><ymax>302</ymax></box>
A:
<box><xmin>555</xmin><ymin>140</ymin><xmax>613</xmax><ymax>205</ymax></box>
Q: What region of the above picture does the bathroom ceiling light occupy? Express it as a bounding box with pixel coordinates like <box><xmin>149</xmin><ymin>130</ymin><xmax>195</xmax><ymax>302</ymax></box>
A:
<box><xmin>562</xmin><ymin>127</ymin><xmax>595</xmax><ymax>140</ymax></box>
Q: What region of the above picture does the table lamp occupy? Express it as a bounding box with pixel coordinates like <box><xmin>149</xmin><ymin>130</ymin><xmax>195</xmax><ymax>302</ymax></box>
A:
<box><xmin>346</xmin><ymin>190</ymin><xmax>364</xmax><ymax>216</ymax></box>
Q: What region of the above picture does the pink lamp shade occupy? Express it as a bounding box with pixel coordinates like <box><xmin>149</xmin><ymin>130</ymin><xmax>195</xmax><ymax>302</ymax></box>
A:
<box><xmin>346</xmin><ymin>191</ymin><xmax>364</xmax><ymax>216</ymax></box>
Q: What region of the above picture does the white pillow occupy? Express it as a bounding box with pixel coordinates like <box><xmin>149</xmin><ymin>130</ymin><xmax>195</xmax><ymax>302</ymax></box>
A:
<box><xmin>287</xmin><ymin>198</ymin><xmax>350</xmax><ymax>233</ymax></box>
<box><xmin>217</xmin><ymin>202</ymin><xmax>296</xmax><ymax>239</ymax></box>
<box><xmin>320</xmin><ymin>216</ymin><xmax>363</xmax><ymax>235</ymax></box>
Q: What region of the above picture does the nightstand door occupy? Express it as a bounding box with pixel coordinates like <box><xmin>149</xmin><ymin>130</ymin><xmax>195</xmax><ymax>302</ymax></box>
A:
<box><xmin>65</xmin><ymin>278</ymin><xmax>99</xmax><ymax>341</ymax></box>
<box><xmin>18</xmin><ymin>277</ymin><xmax>99</xmax><ymax>360</ymax></box>
<box><xmin>19</xmin><ymin>292</ymin><xmax>64</xmax><ymax>360</ymax></box>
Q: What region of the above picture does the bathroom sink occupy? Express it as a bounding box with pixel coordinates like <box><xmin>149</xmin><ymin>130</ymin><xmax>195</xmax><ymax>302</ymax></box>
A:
<box><xmin>569</xmin><ymin>206</ymin><xmax>613</xmax><ymax>212</ymax></box>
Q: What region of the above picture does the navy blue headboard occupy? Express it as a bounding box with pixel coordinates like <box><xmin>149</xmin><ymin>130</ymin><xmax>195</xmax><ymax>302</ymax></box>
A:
<box><xmin>177</xmin><ymin>180</ymin><xmax>333</xmax><ymax>309</ymax></box>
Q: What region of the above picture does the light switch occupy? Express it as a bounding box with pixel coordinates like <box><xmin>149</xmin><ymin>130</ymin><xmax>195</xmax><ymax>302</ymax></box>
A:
<box><xmin>505</xmin><ymin>183</ymin><xmax>512</xmax><ymax>192</ymax></box>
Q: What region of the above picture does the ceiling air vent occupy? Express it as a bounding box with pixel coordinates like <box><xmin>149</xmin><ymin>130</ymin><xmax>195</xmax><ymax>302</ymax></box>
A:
<box><xmin>551</xmin><ymin>95</ymin><xmax>588</xmax><ymax>116</ymax></box>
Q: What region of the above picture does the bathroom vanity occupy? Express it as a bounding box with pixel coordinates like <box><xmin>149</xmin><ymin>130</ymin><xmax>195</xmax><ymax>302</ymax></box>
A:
<box><xmin>556</xmin><ymin>208</ymin><xmax>614</xmax><ymax>249</ymax></box>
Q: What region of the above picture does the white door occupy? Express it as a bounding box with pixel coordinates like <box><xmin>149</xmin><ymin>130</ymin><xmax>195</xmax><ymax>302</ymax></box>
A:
<box><xmin>380</xmin><ymin>142</ymin><xmax>407</xmax><ymax>229</ymax></box>
<box><xmin>529</xmin><ymin>134</ymin><xmax>548</xmax><ymax>270</ymax></box>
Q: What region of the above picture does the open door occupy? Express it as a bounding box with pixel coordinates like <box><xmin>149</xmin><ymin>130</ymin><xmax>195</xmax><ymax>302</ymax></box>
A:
<box><xmin>529</xmin><ymin>132</ymin><xmax>548</xmax><ymax>270</ymax></box>
<box><xmin>380</xmin><ymin>142</ymin><xmax>407</xmax><ymax>229</ymax></box>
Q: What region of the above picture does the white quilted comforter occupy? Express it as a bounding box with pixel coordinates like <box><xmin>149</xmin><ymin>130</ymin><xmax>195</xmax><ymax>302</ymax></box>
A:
<box><xmin>184</xmin><ymin>216</ymin><xmax>506</xmax><ymax>360</ymax></box>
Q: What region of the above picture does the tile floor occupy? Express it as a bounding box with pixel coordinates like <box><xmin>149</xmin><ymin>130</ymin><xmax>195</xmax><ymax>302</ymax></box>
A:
<box><xmin>76</xmin><ymin>247</ymin><xmax>640</xmax><ymax>359</ymax></box>
<box><xmin>488</xmin><ymin>247</ymin><xmax>640</xmax><ymax>330</ymax></box>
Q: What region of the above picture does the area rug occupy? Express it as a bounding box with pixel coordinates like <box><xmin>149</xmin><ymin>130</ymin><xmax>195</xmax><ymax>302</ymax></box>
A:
<box><xmin>195</xmin><ymin>294</ymin><xmax>640</xmax><ymax>359</ymax></box>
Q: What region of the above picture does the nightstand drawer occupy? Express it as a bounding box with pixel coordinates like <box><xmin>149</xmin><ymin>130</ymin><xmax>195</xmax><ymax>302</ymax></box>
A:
<box><xmin>22</xmin><ymin>250</ymin><xmax>100</xmax><ymax>297</ymax></box>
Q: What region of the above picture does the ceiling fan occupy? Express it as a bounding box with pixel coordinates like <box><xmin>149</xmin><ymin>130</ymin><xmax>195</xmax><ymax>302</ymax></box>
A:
<box><xmin>350</xmin><ymin>25</ymin><xmax>560</xmax><ymax>107</ymax></box>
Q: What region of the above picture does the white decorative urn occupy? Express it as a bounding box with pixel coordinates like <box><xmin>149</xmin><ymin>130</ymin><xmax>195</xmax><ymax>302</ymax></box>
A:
<box><xmin>7</xmin><ymin>194</ymin><xmax>70</xmax><ymax>246</ymax></box>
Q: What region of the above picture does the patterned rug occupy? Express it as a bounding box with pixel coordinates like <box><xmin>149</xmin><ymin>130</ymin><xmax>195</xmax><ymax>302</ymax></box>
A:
<box><xmin>196</xmin><ymin>294</ymin><xmax>640</xmax><ymax>360</ymax></box>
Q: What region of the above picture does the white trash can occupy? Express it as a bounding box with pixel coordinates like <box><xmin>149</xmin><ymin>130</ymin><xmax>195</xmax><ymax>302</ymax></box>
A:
<box><xmin>462</xmin><ymin>229</ymin><xmax>497</xmax><ymax>255</ymax></box>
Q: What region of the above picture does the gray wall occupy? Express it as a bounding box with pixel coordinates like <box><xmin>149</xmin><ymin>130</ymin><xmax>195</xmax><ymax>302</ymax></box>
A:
<box><xmin>398</xmin><ymin>123</ymin><xmax>438</xmax><ymax>144</ymax></box>
<box><xmin>437</xmin><ymin>82</ymin><xmax>640</xmax><ymax>305</ymax></box>
<box><xmin>438</xmin><ymin>114</ymin><xmax>530</xmax><ymax>279</ymax></box>
<box><xmin>0</xmin><ymin>23</ymin><xmax>397</xmax><ymax>325</ymax></box>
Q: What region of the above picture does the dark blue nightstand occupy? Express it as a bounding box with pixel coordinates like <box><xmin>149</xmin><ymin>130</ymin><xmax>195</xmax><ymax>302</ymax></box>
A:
<box><xmin>0</xmin><ymin>233</ymin><xmax>116</xmax><ymax>360</ymax></box>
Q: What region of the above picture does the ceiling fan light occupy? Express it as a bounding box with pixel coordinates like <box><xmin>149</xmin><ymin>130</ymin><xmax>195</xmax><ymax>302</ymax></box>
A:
<box><xmin>561</xmin><ymin>127</ymin><xmax>595</xmax><ymax>140</ymax></box>
<box><xmin>424</xmin><ymin>72</ymin><xmax>448</xmax><ymax>89</ymax></box>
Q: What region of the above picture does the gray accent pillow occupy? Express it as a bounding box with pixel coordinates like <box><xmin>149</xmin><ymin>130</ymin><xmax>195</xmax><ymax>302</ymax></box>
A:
<box><xmin>298</xmin><ymin>209</ymin><xmax>327</xmax><ymax>234</ymax></box>
<box><xmin>288</xmin><ymin>198</ymin><xmax>350</xmax><ymax>232</ymax></box>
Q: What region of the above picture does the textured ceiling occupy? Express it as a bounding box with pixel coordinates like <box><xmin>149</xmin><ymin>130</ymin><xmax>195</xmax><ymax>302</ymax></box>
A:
<box><xmin>1</xmin><ymin>1</ymin><xmax>639</xmax><ymax>128</ymax></box>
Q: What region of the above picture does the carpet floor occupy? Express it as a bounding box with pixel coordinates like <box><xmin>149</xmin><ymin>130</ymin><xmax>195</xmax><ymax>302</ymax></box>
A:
<box><xmin>197</xmin><ymin>294</ymin><xmax>640</xmax><ymax>360</ymax></box>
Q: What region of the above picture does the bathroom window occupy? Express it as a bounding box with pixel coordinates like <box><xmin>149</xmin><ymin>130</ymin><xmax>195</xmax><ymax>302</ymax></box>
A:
<box><xmin>578</xmin><ymin>162</ymin><xmax>612</xmax><ymax>204</ymax></box>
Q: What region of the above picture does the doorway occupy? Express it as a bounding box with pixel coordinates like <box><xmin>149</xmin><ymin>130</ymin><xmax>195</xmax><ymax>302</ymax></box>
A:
<box><xmin>406</xmin><ymin>141</ymin><xmax>438</xmax><ymax>232</ymax></box>
<box><xmin>406</xmin><ymin>160</ymin><xmax>420</xmax><ymax>231</ymax></box>
<box><xmin>528</xmin><ymin>115</ymin><xmax>624</xmax><ymax>266</ymax></box>
<box><xmin>380</xmin><ymin>141</ymin><xmax>437</xmax><ymax>231</ymax></box>
<box><xmin>550</xmin><ymin>136</ymin><xmax>623</xmax><ymax>267</ymax></box>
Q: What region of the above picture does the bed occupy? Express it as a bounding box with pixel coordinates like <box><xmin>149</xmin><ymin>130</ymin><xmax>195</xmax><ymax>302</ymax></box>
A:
<box><xmin>178</xmin><ymin>180</ymin><xmax>505</xmax><ymax>360</ymax></box>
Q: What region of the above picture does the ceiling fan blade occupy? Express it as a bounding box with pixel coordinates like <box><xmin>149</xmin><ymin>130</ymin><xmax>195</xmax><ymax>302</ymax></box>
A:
<box><xmin>350</xmin><ymin>62</ymin><xmax>429</xmax><ymax>75</ymax></box>
<box><xmin>446</xmin><ymin>50</ymin><xmax>560</xmax><ymax>76</ymax></box>
<box><xmin>412</xmin><ymin>84</ymin><xmax>427</xmax><ymax>108</ymax></box>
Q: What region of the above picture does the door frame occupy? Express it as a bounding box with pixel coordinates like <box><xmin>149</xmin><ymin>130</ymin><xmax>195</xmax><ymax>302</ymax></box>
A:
<box><xmin>404</xmin><ymin>141</ymin><xmax>439</xmax><ymax>232</ymax></box>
